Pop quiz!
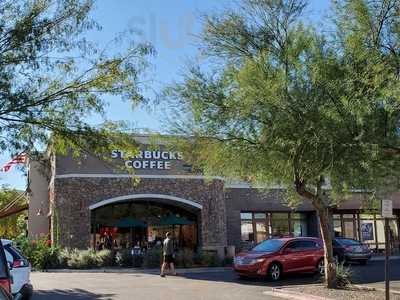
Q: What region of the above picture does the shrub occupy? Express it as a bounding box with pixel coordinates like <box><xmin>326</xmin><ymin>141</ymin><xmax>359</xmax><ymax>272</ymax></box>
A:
<box><xmin>142</xmin><ymin>248</ymin><xmax>162</xmax><ymax>268</ymax></box>
<box><xmin>199</xmin><ymin>251</ymin><xmax>221</xmax><ymax>267</ymax></box>
<box><xmin>96</xmin><ymin>250</ymin><xmax>114</xmax><ymax>267</ymax></box>
<box><xmin>336</xmin><ymin>262</ymin><xmax>353</xmax><ymax>288</ymax></box>
<box><xmin>175</xmin><ymin>248</ymin><xmax>194</xmax><ymax>268</ymax></box>
<box><xmin>116</xmin><ymin>249</ymin><xmax>133</xmax><ymax>267</ymax></box>
<box><xmin>14</xmin><ymin>236</ymin><xmax>60</xmax><ymax>270</ymax></box>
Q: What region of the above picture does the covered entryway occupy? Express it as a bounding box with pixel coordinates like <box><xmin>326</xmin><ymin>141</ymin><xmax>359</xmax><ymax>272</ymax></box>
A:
<box><xmin>89</xmin><ymin>194</ymin><xmax>201</xmax><ymax>252</ymax></box>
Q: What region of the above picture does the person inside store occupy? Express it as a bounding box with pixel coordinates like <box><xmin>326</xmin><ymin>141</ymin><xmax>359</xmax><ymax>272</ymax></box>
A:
<box><xmin>160</xmin><ymin>232</ymin><xmax>176</xmax><ymax>277</ymax></box>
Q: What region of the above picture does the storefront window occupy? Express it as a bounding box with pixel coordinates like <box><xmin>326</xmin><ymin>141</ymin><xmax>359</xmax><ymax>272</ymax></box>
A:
<box><xmin>271</xmin><ymin>218</ymin><xmax>290</xmax><ymax>237</ymax></box>
<box><xmin>255</xmin><ymin>222</ymin><xmax>267</xmax><ymax>242</ymax></box>
<box><xmin>344</xmin><ymin>220</ymin><xmax>355</xmax><ymax>239</ymax></box>
<box><xmin>240</xmin><ymin>212</ymin><xmax>252</xmax><ymax>220</ymax></box>
<box><xmin>291</xmin><ymin>220</ymin><xmax>307</xmax><ymax>237</ymax></box>
<box><xmin>333</xmin><ymin>219</ymin><xmax>342</xmax><ymax>237</ymax></box>
<box><xmin>254</xmin><ymin>213</ymin><xmax>266</xmax><ymax>219</ymax></box>
<box><xmin>241</xmin><ymin>220</ymin><xmax>254</xmax><ymax>242</ymax></box>
<box><xmin>376</xmin><ymin>219</ymin><xmax>386</xmax><ymax>249</ymax></box>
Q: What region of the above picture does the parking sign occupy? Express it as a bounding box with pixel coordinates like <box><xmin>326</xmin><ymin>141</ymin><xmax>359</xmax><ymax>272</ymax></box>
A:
<box><xmin>381</xmin><ymin>200</ymin><xmax>393</xmax><ymax>218</ymax></box>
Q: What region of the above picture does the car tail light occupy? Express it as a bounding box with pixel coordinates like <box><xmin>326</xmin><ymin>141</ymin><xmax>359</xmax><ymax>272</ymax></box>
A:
<box><xmin>12</xmin><ymin>259</ymin><xmax>27</xmax><ymax>268</ymax></box>
<box><xmin>0</xmin><ymin>278</ymin><xmax>11</xmax><ymax>293</ymax></box>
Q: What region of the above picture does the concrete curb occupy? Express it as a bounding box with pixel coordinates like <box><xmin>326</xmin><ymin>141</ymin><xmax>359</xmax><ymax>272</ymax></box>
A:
<box><xmin>34</xmin><ymin>267</ymin><xmax>232</xmax><ymax>274</ymax></box>
<box><xmin>353</xmin><ymin>284</ymin><xmax>400</xmax><ymax>295</ymax></box>
<box><xmin>263</xmin><ymin>287</ymin><xmax>334</xmax><ymax>300</ymax></box>
<box><xmin>370</xmin><ymin>256</ymin><xmax>400</xmax><ymax>261</ymax></box>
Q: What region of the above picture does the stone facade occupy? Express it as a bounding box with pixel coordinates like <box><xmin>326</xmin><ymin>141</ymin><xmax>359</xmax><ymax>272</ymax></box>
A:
<box><xmin>53</xmin><ymin>177</ymin><xmax>227</xmax><ymax>250</ymax></box>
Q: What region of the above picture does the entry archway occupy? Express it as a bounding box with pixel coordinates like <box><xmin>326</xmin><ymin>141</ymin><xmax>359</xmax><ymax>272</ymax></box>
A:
<box><xmin>89</xmin><ymin>194</ymin><xmax>203</xmax><ymax>211</ymax></box>
<box><xmin>89</xmin><ymin>194</ymin><xmax>201</xmax><ymax>252</ymax></box>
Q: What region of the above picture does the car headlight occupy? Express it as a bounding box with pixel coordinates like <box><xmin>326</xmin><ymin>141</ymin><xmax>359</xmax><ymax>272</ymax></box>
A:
<box><xmin>249</xmin><ymin>258</ymin><xmax>266</xmax><ymax>265</ymax></box>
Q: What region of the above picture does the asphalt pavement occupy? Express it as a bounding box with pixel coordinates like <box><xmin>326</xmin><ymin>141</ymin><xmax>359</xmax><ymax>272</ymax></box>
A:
<box><xmin>30</xmin><ymin>259</ymin><xmax>400</xmax><ymax>300</ymax></box>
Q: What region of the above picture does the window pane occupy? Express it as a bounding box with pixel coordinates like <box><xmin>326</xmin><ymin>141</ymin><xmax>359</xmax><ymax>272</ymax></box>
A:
<box><xmin>291</xmin><ymin>220</ymin><xmax>307</xmax><ymax>237</ymax></box>
<box><xmin>299</xmin><ymin>241</ymin><xmax>319</xmax><ymax>249</ymax></box>
<box><xmin>389</xmin><ymin>220</ymin><xmax>399</xmax><ymax>251</ymax></box>
<box><xmin>240</xmin><ymin>212</ymin><xmax>252</xmax><ymax>220</ymax></box>
<box><xmin>334</xmin><ymin>220</ymin><xmax>342</xmax><ymax>237</ymax></box>
<box><xmin>344</xmin><ymin>221</ymin><xmax>354</xmax><ymax>239</ymax></box>
<box><xmin>291</xmin><ymin>213</ymin><xmax>305</xmax><ymax>219</ymax></box>
<box><xmin>256</xmin><ymin>222</ymin><xmax>266</xmax><ymax>232</ymax></box>
<box><xmin>360</xmin><ymin>214</ymin><xmax>374</xmax><ymax>220</ymax></box>
<box><xmin>252</xmin><ymin>239</ymin><xmax>284</xmax><ymax>252</ymax></box>
<box><xmin>271</xmin><ymin>219</ymin><xmax>289</xmax><ymax>237</ymax></box>
<box><xmin>376</xmin><ymin>219</ymin><xmax>385</xmax><ymax>249</ymax></box>
<box><xmin>342</xmin><ymin>214</ymin><xmax>354</xmax><ymax>219</ymax></box>
<box><xmin>241</xmin><ymin>221</ymin><xmax>254</xmax><ymax>242</ymax></box>
<box><xmin>271</xmin><ymin>213</ymin><xmax>289</xmax><ymax>220</ymax></box>
<box><xmin>254</xmin><ymin>213</ymin><xmax>266</xmax><ymax>219</ymax></box>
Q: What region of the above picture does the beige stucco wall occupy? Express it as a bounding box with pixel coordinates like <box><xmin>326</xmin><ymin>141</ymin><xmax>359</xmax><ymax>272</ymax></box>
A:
<box><xmin>28</xmin><ymin>160</ymin><xmax>49</xmax><ymax>239</ymax></box>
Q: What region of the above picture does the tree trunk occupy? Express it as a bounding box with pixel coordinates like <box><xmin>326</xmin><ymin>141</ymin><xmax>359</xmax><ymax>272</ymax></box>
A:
<box><xmin>317</xmin><ymin>207</ymin><xmax>337</xmax><ymax>289</ymax></box>
<box><xmin>295</xmin><ymin>178</ymin><xmax>337</xmax><ymax>289</ymax></box>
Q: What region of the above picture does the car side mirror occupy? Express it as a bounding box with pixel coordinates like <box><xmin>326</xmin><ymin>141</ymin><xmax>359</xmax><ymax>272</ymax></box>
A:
<box><xmin>283</xmin><ymin>248</ymin><xmax>293</xmax><ymax>254</ymax></box>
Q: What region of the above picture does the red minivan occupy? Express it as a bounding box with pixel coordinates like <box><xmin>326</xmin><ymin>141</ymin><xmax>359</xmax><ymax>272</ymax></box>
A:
<box><xmin>234</xmin><ymin>237</ymin><xmax>325</xmax><ymax>281</ymax></box>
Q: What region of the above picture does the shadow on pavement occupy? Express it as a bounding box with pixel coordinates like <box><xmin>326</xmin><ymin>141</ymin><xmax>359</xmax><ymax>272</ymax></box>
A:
<box><xmin>350</xmin><ymin>260</ymin><xmax>400</xmax><ymax>285</ymax></box>
<box><xmin>32</xmin><ymin>289</ymin><xmax>115</xmax><ymax>300</ymax></box>
<box><xmin>179</xmin><ymin>269</ymin><xmax>323</xmax><ymax>288</ymax></box>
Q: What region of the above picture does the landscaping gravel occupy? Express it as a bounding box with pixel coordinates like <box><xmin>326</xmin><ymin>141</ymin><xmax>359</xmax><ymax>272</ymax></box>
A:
<box><xmin>277</xmin><ymin>284</ymin><xmax>400</xmax><ymax>300</ymax></box>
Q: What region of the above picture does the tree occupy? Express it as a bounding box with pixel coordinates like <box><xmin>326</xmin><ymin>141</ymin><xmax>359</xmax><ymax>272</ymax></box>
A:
<box><xmin>165</xmin><ymin>0</ymin><xmax>397</xmax><ymax>288</ymax></box>
<box><xmin>0</xmin><ymin>188</ymin><xmax>28</xmax><ymax>239</ymax></box>
<box><xmin>0</xmin><ymin>0</ymin><xmax>153</xmax><ymax>159</ymax></box>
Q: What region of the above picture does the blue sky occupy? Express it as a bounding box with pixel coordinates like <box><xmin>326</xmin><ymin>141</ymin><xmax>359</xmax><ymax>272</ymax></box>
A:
<box><xmin>1</xmin><ymin>0</ymin><xmax>331</xmax><ymax>189</ymax></box>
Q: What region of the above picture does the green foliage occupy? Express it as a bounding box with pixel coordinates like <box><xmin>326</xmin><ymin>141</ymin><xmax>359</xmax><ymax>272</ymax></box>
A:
<box><xmin>165</xmin><ymin>0</ymin><xmax>400</xmax><ymax>287</ymax></box>
<box><xmin>0</xmin><ymin>189</ymin><xmax>27</xmax><ymax>239</ymax></box>
<box><xmin>0</xmin><ymin>0</ymin><xmax>153</xmax><ymax>161</ymax></box>
<box><xmin>335</xmin><ymin>263</ymin><xmax>353</xmax><ymax>288</ymax></box>
<box><xmin>15</xmin><ymin>236</ymin><xmax>60</xmax><ymax>270</ymax></box>
<box><xmin>115</xmin><ymin>249</ymin><xmax>133</xmax><ymax>267</ymax></box>
<box><xmin>142</xmin><ymin>248</ymin><xmax>162</xmax><ymax>268</ymax></box>
<box><xmin>175</xmin><ymin>248</ymin><xmax>195</xmax><ymax>267</ymax></box>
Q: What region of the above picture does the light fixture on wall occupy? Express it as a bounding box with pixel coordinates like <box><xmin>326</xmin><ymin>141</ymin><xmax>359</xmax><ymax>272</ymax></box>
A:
<box><xmin>36</xmin><ymin>201</ymin><xmax>47</xmax><ymax>216</ymax></box>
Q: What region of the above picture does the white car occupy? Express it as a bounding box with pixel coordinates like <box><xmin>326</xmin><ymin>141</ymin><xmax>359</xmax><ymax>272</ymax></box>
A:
<box><xmin>1</xmin><ymin>240</ymin><xmax>32</xmax><ymax>300</ymax></box>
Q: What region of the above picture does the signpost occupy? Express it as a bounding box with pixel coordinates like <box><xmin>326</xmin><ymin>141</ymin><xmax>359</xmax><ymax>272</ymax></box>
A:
<box><xmin>382</xmin><ymin>199</ymin><xmax>393</xmax><ymax>300</ymax></box>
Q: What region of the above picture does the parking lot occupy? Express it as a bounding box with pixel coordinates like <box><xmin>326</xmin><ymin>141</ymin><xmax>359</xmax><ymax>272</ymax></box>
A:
<box><xmin>30</xmin><ymin>259</ymin><xmax>400</xmax><ymax>300</ymax></box>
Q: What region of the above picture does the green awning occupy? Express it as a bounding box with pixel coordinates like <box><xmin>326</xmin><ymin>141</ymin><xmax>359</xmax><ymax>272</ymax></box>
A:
<box><xmin>158</xmin><ymin>215</ymin><xmax>194</xmax><ymax>226</ymax></box>
<box><xmin>112</xmin><ymin>218</ymin><xmax>147</xmax><ymax>228</ymax></box>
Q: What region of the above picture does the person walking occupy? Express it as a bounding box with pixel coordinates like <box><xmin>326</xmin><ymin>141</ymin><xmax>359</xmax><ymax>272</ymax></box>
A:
<box><xmin>160</xmin><ymin>232</ymin><xmax>176</xmax><ymax>277</ymax></box>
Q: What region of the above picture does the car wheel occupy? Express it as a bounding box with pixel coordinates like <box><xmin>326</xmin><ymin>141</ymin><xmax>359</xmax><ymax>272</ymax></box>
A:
<box><xmin>268</xmin><ymin>263</ymin><xmax>282</xmax><ymax>281</ymax></box>
<box><xmin>359</xmin><ymin>260</ymin><xmax>367</xmax><ymax>265</ymax></box>
<box><xmin>317</xmin><ymin>259</ymin><xmax>325</xmax><ymax>276</ymax></box>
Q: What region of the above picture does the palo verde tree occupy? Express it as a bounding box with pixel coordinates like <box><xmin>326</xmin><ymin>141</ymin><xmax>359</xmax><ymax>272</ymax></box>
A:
<box><xmin>0</xmin><ymin>0</ymin><xmax>153</xmax><ymax>159</ymax></box>
<box><xmin>165</xmin><ymin>0</ymin><xmax>397</xmax><ymax>288</ymax></box>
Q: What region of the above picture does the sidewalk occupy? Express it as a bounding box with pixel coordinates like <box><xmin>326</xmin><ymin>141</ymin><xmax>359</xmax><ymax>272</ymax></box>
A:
<box><xmin>370</xmin><ymin>255</ymin><xmax>400</xmax><ymax>261</ymax></box>
<box><xmin>36</xmin><ymin>266</ymin><xmax>232</xmax><ymax>274</ymax></box>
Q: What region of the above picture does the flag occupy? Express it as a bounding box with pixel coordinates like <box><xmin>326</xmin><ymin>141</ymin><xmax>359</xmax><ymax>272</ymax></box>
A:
<box><xmin>1</xmin><ymin>153</ymin><xmax>28</xmax><ymax>172</ymax></box>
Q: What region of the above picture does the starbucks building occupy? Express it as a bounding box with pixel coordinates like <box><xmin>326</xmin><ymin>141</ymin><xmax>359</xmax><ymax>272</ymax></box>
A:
<box><xmin>28</xmin><ymin>135</ymin><xmax>400</xmax><ymax>256</ymax></box>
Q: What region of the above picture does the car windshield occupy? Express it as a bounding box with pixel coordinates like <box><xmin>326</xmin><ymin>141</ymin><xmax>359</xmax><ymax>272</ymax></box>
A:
<box><xmin>337</xmin><ymin>239</ymin><xmax>361</xmax><ymax>246</ymax></box>
<box><xmin>252</xmin><ymin>239</ymin><xmax>285</xmax><ymax>252</ymax></box>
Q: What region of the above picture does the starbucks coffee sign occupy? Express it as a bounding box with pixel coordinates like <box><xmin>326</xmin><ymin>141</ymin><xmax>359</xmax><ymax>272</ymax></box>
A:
<box><xmin>111</xmin><ymin>149</ymin><xmax>183</xmax><ymax>170</ymax></box>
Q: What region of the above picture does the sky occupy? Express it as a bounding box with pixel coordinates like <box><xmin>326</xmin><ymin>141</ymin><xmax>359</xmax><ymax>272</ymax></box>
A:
<box><xmin>0</xmin><ymin>0</ymin><xmax>331</xmax><ymax>189</ymax></box>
